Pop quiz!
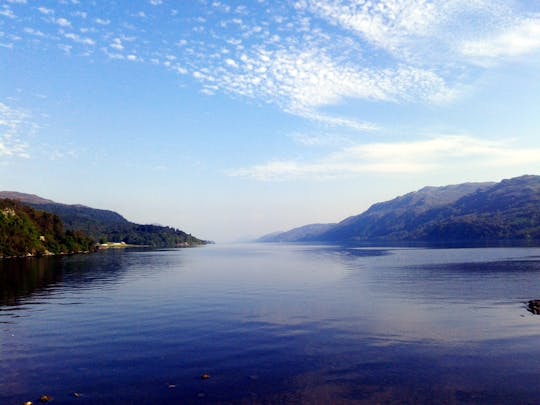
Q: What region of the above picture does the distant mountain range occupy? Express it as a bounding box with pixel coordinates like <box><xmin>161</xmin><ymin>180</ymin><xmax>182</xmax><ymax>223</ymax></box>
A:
<box><xmin>0</xmin><ymin>192</ymin><xmax>207</xmax><ymax>248</ymax></box>
<box><xmin>258</xmin><ymin>175</ymin><xmax>540</xmax><ymax>244</ymax></box>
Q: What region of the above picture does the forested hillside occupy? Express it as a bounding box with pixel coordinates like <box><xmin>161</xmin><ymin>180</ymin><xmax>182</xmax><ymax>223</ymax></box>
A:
<box><xmin>0</xmin><ymin>192</ymin><xmax>207</xmax><ymax>248</ymax></box>
<box><xmin>0</xmin><ymin>199</ymin><xmax>95</xmax><ymax>258</ymax></box>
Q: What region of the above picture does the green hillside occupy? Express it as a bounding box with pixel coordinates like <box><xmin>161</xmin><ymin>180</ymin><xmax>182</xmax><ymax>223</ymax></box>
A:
<box><xmin>0</xmin><ymin>192</ymin><xmax>207</xmax><ymax>248</ymax></box>
<box><xmin>0</xmin><ymin>199</ymin><xmax>95</xmax><ymax>258</ymax></box>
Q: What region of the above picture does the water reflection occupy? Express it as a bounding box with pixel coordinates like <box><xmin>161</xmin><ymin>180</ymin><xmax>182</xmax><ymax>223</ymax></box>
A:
<box><xmin>0</xmin><ymin>249</ymin><xmax>135</xmax><ymax>307</ymax></box>
<box><xmin>0</xmin><ymin>257</ymin><xmax>65</xmax><ymax>307</ymax></box>
<box><xmin>3</xmin><ymin>245</ymin><xmax>540</xmax><ymax>404</ymax></box>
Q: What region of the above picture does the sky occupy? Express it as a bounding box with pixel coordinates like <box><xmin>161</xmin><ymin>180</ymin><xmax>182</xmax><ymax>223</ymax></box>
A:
<box><xmin>1</xmin><ymin>0</ymin><xmax>540</xmax><ymax>242</ymax></box>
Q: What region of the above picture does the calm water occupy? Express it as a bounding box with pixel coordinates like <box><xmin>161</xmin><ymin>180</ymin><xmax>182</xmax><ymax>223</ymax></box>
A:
<box><xmin>2</xmin><ymin>244</ymin><xmax>540</xmax><ymax>404</ymax></box>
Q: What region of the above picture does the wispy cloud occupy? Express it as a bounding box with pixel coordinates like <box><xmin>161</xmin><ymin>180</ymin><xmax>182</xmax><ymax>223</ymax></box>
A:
<box><xmin>3</xmin><ymin>0</ymin><xmax>540</xmax><ymax>132</ymax></box>
<box><xmin>0</xmin><ymin>5</ymin><xmax>16</xmax><ymax>19</ymax></box>
<box><xmin>55</xmin><ymin>17</ymin><xmax>72</xmax><ymax>28</ymax></box>
<box><xmin>191</xmin><ymin>45</ymin><xmax>455</xmax><ymax>130</ymax></box>
<box><xmin>301</xmin><ymin>0</ymin><xmax>509</xmax><ymax>62</ymax></box>
<box><xmin>300</xmin><ymin>0</ymin><xmax>442</xmax><ymax>57</ymax></box>
<box><xmin>227</xmin><ymin>135</ymin><xmax>540</xmax><ymax>181</ymax></box>
<box><xmin>288</xmin><ymin>131</ymin><xmax>354</xmax><ymax>147</ymax></box>
<box><xmin>23</xmin><ymin>27</ymin><xmax>46</xmax><ymax>37</ymax></box>
<box><xmin>0</xmin><ymin>102</ymin><xmax>37</xmax><ymax>159</ymax></box>
<box><xmin>37</xmin><ymin>7</ymin><xmax>53</xmax><ymax>15</ymax></box>
<box><xmin>63</xmin><ymin>32</ymin><xmax>95</xmax><ymax>46</ymax></box>
<box><xmin>460</xmin><ymin>15</ymin><xmax>540</xmax><ymax>64</ymax></box>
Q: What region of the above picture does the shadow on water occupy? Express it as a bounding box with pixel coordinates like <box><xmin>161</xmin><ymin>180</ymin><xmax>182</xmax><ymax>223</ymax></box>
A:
<box><xmin>338</xmin><ymin>239</ymin><xmax>540</xmax><ymax>249</ymax></box>
<box><xmin>412</xmin><ymin>259</ymin><xmax>540</xmax><ymax>274</ymax></box>
<box><xmin>0</xmin><ymin>250</ymin><xmax>131</xmax><ymax>307</ymax></box>
<box><xmin>0</xmin><ymin>257</ymin><xmax>64</xmax><ymax>307</ymax></box>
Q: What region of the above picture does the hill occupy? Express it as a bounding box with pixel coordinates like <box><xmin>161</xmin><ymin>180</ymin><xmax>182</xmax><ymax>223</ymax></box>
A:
<box><xmin>260</xmin><ymin>175</ymin><xmax>540</xmax><ymax>244</ymax></box>
<box><xmin>258</xmin><ymin>223</ymin><xmax>335</xmax><ymax>242</ymax></box>
<box><xmin>0</xmin><ymin>192</ymin><xmax>207</xmax><ymax>248</ymax></box>
<box><xmin>0</xmin><ymin>199</ymin><xmax>94</xmax><ymax>258</ymax></box>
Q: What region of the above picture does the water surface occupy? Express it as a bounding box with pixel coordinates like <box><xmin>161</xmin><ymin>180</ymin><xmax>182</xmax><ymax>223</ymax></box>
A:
<box><xmin>2</xmin><ymin>244</ymin><xmax>540</xmax><ymax>404</ymax></box>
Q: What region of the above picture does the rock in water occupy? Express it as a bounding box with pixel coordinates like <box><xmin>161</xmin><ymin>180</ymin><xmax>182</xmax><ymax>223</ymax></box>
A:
<box><xmin>527</xmin><ymin>300</ymin><xmax>540</xmax><ymax>314</ymax></box>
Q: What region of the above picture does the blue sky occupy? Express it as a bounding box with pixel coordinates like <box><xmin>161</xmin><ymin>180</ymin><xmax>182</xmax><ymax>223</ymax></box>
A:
<box><xmin>1</xmin><ymin>0</ymin><xmax>540</xmax><ymax>242</ymax></box>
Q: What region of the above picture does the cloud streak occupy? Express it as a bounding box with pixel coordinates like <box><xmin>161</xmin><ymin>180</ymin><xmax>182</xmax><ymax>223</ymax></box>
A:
<box><xmin>460</xmin><ymin>15</ymin><xmax>540</xmax><ymax>64</ymax></box>
<box><xmin>227</xmin><ymin>136</ymin><xmax>540</xmax><ymax>181</ymax></box>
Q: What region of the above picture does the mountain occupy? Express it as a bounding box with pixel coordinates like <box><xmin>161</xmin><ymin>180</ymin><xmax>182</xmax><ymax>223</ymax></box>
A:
<box><xmin>0</xmin><ymin>199</ymin><xmax>95</xmax><ymax>258</ymax></box>
<box><xmin>0</xmin><ymin>192</ymin><xmax>207</xmax><ymax>248</ymax></box>
<box><xmin>258</xmin><ymin>223</ymin><xmax>335</xmax><ymax>242</ymax></box>
<box><xmin>260</xmin><ymin>175</ymin><xmax>540</xmax><ymax>244</ymax></box>
<box><xmin>0</xmin><ymin>191</ymin><xmax>55</xmax><ymax>205</ymax></box>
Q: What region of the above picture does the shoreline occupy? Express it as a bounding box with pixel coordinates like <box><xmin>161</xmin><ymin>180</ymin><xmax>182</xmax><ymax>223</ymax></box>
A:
<box><xmin>1</xmin><ymin>241</ymin><xmax>208</xmax><ymax>260</ymax></box>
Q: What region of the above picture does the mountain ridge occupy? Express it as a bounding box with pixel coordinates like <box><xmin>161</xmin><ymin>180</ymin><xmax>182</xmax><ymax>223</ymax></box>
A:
<box><xmin>258</xmin><ymin>175</ymin><xmax>540</xmax><ymax>244</ymax></box>
<box><xmin>0</xmin><ymin>192</ymin><xmax>207</xmax><ymax>248</ymax></box>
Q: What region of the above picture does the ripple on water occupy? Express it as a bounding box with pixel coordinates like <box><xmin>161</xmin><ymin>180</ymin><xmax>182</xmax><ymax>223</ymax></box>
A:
<box><xmin>3</xmin><ymin>245</ymin><xmax>540</xmax><ymax>404</ymax></box>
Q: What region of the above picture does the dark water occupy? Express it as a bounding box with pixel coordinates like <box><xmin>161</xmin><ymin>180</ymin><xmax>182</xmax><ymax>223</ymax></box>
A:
<box><xmin>2</xmin><ymin>244</ymin><xmax>540</xmax><ymax>404</ymax></box>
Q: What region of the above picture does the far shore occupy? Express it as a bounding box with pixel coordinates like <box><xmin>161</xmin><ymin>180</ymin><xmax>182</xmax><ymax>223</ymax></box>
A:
<box><xmin>0</xmin><ymin>241</ymin><xmax>209</xmax><ymax>260</ymax></box>
<box><xmin>97</xmin><ymin>241</ymin><xmax>201</xmax><ymax>249</ymax></box>
<box><xmin>98</xmin><ymin>241</ymin><xmax>147</xmax><ymax>249</ymax></box>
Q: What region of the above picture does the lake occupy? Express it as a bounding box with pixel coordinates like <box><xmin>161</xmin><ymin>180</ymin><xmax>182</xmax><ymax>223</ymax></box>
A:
<box><xmin>2</xmin><ymin>244</ymin><xmax>540</xmax><ymax>404</ymax></box>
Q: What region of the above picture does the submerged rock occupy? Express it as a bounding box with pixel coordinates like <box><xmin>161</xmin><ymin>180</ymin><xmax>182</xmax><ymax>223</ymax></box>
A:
<box><xmin>527</xmin><ymin>300</ymin><xmax>540</xmax><ymax>314</ymax></box>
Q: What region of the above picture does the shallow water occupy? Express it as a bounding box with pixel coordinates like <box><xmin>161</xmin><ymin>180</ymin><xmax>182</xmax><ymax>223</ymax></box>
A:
<box><xmin>2</xmin><ymin>244</ymin><xmax>540</xmax><ymax>404</ymax></box>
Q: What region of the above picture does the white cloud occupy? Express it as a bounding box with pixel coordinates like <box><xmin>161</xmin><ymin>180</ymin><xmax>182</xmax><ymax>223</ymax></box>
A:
<box><xmin>289</xmin><ymin>131</ymin><xmax>352</xmax><ymax>147</ymax></box>
<box><xmin>58</xmin><ymin>43</ymin><xmax>72</xmax><ymax>54</ymax></box>
<box><xmin>64</xmin><ymin>32</ymin><xmax>95</xmax><ymax>46</ymax></box>
<box><xmin>228</xmin><ymin>135</ymin><xmax>540</xmax><ymax>181</ymax></box>
<box><xmin>110</xmin><ymin>38</ymin><xmax>123</xmax><ymax>50</ymax></box>
<box><xmin>192</xmin><ymin>45</ymin><xmax>455</xmax><ymax>130</ymax></box>
<box><xmin>23</xmin><ymin>27</ymin><xmax>46</xmax><ymax>37</ymax></box>
<box><xmin>460</xmin><ymin>16</ymin><xmax>540</xmax><ymax>63</ymax></box>
<box><xmin>4</xmin><ymin>0</ymin><xmax>540</xmax><ymax>134</ymax></box>
<box><xmin>224</xmin><ymin>58</ymin><xmax>238</xmax><ymax>68</ymax></box>
<box><xmin>102</xmin><ymin>48</ymin><xmax>124</xmax><ymax>60</ymax></box>
<box><xmin>37</xmin><ymin>7</ymin><xmax>53</xmax><ymax>15</ymax></box>
<box><xmin>0</xmin><ymin>6</ymin><xmax>16</xmax><ymax>19</ymax></box>
<box><xmin>301</xmin><ymin>0</ymin><xmax>505</xmax><ymax>60</ymax></box>
<box><xmin>295</xmin><ymin>109</ymin><xmax>379</xmax><ymax>132</ymax></box>
<box><xmin>303</xmin><ymin>0</ymin><xmax>540</xmax><ymax>67</ymax></box>
<box><xmin>55</xmin><ymin>17</ymin><xmax>72</xmax><ymax>27</ymax></box>
<box><xmin>0</xmin><ymin>102</ymin><xmax>37</xmax><ymax>159</ymax></box>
